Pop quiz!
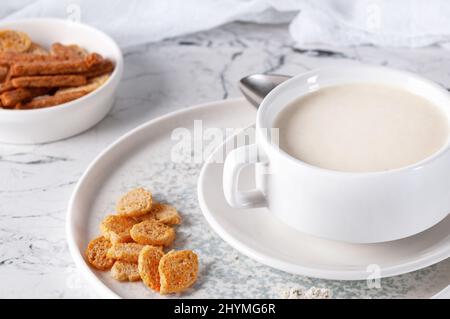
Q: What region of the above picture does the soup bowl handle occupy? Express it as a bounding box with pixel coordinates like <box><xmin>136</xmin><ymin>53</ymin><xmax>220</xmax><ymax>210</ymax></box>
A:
<box><xmin>223</xmin><ymin>143</ymin><xmax>267</xmax><ymax>209</ymax></box>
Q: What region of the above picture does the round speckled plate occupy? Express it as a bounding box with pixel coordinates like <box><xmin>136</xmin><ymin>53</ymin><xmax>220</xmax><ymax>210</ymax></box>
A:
<box><xmin>68</xmin><ymin>98</ymin><xmax>450</xmax><ymax>299</ymax></box>
<box><xmin>67</xmin><ymin>98</ymin><xmax>256</xmax><ymax>298</ymax></box>
<box><xmin>198</xmin><ymin>126</ymin><xmax>450</xmax><ymax>281</ymax></box>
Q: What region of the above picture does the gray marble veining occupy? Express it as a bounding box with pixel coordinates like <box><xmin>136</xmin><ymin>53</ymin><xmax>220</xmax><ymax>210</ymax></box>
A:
<box><xmin>0</xmin><ymin>22</ymin><xmax>449</xmax><ymax>298</ymax></box>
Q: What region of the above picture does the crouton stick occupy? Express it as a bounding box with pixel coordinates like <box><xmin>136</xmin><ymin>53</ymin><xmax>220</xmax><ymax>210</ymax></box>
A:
<box><xmin>0</xmin><ymin>81</ymin><xmax>14</xmax><ymax>93</ymax></box>
<box><xmin>0</xmin><ymin>66</ymin><xmax>8</xmax><ymax>82</ymax></box>
<box><xmin>0</xmin><ymin>52</ymin><xmax>68</xmax><ymax>64</ymax></box>
<box><xmin>85</xmin><ymin>60</ymin><xmax>114</xmax><ymax>78</ymax></box>
<box><xmin>11</xmin><ymin>60</ymin><xmax>88</xmax><ymax>76</ymax></box>
<box><xmin>16</xmin><ymin>91</ymin><xmax>86</xmax><ymax>109</ymax></box>
<box><xmin>84</xmin><ymin>53</ymin><xmax>103</xmax><ymax>67</ymax></box>
<box><xmin>51</xmin><ymin>42</ymin><xmax>87</xmax><ymax>59</ymax></box>
<box><xmin>11</xmin><ymin>75</ymin><xmax>87</xmax><ymax>88</ymax></box>
<box><xmin>0</xmin><ymin>87</ymin><xmax>49</xmax><ymax>107</ymax></box>
<box><xmin>10</xmin><ymin>53</ymin><xmax>103</xmax><ymax>76</ymax></box>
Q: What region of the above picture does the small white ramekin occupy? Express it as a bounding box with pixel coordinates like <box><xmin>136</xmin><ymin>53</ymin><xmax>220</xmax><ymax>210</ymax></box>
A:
<box><xmin>0</xmin><ymin>18</ymin><xmax>123</xmax><ymax>144</ymax></box>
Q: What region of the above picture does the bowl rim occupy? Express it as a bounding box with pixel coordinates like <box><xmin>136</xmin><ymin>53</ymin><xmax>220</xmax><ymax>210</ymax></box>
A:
<box><xmin>0</xmin><ymin>17</ymin><xmax>123</xmax><ymax>115</ymax></box>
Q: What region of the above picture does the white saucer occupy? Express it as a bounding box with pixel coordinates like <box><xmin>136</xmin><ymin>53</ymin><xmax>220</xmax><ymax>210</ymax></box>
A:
<box><xmin>198</xmin><ymin>126</ymin><xmax>450</xmax><ymax>280</ymax></box>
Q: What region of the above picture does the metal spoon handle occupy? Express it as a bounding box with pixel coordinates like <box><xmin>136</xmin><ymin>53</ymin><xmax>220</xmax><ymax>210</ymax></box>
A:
<box><xmin>239</xmin><ymin>74</ymin><xmax>291</xmax><ymax>107</ymax></box>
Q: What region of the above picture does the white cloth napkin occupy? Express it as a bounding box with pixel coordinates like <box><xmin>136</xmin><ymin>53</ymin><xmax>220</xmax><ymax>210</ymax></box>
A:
<box><xmin>2</xmin><ymin>0</ymin><xmax>450</xmax><ymax>48</ymax></box>
<box><xmin>290</xmin><ymin>0</ymin><xmax>450</xmax><ymax>48</ymax></box>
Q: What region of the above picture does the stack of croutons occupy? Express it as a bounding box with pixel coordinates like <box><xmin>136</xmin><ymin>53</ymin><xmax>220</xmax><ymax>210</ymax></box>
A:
<box><xmin>85</xmin><ymin>188</ymin><xmax>198</xmax><ymax>295</ymax></box>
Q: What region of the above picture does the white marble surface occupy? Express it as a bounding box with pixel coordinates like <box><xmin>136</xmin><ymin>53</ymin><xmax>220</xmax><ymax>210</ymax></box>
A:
<box><xmin>0</xmin><ymin>22</ymin><xmax>450</xmax><ymax>298</ymax></box>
